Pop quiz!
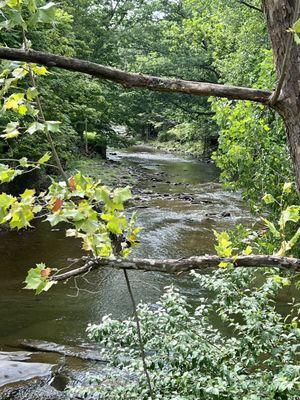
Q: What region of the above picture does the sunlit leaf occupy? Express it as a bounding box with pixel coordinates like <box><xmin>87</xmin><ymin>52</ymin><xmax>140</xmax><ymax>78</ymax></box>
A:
<box><xmin>262</xmin><ymin>218</ymin><xmax>280</xmax><ymax>238</ymax></box>
<box><xmin>279</xmin><ymin>206</ymin><xmax>299</xmax><ymax>230</ymax></box>
<box><xmin>46</xmin><ymin>121</ymin><xmax>61</xmax><ymax>133</ymax></box>
<box><xmin>26</xmin><ymin>121</ymin><xmax>45</xmax><ymax>135</ymax></box>
<box><xmin>37</xmin><ymin>152</ymin><xmax>51</xmax><ymax>165</ymax></box>
<box><xmin>282</xmin><ymin>182</ymin><xmax>293</xmax><ymax>194</ymax></box>
<box><xmin>262</xmin><ymin>193</ymin><xmax>275</xmax><ymax>204</ymax></box>
<box><xmin>19</xmin><ymin>157</ymin><xmax>29</xmax><ymax>167</ymax></box>
<box><xmin>26</xmin><ymin>87</ymin><xmax>38</xmax><ymax>100</ymax></box>
<box><xmin>31</xmin><ymin>65</ymin><xmax>48</xmax><ymax>76</ymax></box>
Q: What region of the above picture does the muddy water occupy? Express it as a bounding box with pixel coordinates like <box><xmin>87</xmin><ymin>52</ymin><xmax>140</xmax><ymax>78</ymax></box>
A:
<box><xmin>0</xmin><ymin>146</ymin><xmax>255</xmax><ymax>349</ymax></box>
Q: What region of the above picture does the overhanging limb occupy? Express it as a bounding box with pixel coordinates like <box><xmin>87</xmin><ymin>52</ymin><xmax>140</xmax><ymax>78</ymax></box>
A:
<box><xmin>52</xmin><ymin>255</ymin><xmax>300</xmax><ymax>282</ymax></box>
<box><xmin>0</xmin><ymin>47</ymin><xmax>272</xmax><ymax>103</ymax></box>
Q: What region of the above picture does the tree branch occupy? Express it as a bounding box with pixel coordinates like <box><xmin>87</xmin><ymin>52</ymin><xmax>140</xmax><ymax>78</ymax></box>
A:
<box><xmin>168</xmin><ymin>99</ymin><xmax>215</xmax><ymax>117</ymax></box>
<box><xmin>238</xmin><ymin>1</ymin><xmax>263</xmax><ymax>12</ymax></box>
<box><xmin>0</xmin><ymin>48</ymin><xmax>272</xmax><ymax>104</ymax></box>
<box><xmin>52</xmin><ymin>255</ymin><xmax>300</xmax><ymax>282</ymax></box>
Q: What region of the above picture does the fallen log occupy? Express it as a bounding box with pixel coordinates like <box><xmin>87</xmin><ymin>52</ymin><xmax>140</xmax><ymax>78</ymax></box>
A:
<box><xmin>52</xmin><ymin>255</ymin><xmax>300</xmax><ymax>282</ymax></box>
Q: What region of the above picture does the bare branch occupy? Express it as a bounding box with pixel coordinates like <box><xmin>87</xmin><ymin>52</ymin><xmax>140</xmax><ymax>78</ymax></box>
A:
<box><xmin>238</xmin><ymin>1</ymin><xmax>263</xmax><ymax>12</ymax></box>
<box><xmin>0</xmin><ymin>48</ymin><xmax>272</xmax><ymax>104</ymax></box>
<box><xmin>52</xmin><ymin>255</ymin><xmax>300</xmax><ymax>282</ymax></box>
<box><xmin>168</xmin><ymin>99</ymin><xmax>215</xmax><ymax>117</ymax></box>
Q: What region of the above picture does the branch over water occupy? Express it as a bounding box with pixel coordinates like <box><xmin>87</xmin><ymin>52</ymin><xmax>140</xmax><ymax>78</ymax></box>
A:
<box><xmin>52</xmin><ymin>255</ymin><xmax>300</xmax><ymax>282</ymax></box>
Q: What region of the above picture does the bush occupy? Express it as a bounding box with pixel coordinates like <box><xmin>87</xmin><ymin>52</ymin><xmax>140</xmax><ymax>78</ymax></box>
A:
<box><xmin>68</xmin><ymin>269</ymin><xmax>300</xmax><ymax>399</ymax></box>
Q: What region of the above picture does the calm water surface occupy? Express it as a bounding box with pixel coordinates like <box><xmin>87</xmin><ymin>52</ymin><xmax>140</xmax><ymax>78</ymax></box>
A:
<box><xmin>0</xmin><ymin>146</ymin><xmax>255</xmax><ymax>348</ymax></box>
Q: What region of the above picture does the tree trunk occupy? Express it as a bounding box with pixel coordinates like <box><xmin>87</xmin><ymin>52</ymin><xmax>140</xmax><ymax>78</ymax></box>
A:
<box><xmin>263</xmin><ymin>0</ymin><xmax>300</xmax><ymax>192</ymax></box>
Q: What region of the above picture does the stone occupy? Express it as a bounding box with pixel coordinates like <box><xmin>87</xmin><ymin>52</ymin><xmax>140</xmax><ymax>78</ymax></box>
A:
<box><xmin>0</xmin><ymin>359</ymin><xmax>52</xmax><ymax>387</ymax></box>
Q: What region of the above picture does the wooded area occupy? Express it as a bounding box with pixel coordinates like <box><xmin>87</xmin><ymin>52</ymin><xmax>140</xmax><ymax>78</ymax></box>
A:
<box><xmin>0</xmin><ymin>0</ymin><xmax>299</xmax><ymax>399</ymax></box>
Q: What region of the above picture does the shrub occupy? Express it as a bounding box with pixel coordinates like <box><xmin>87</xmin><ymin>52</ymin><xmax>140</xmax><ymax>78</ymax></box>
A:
<box><xmin>68</xmin><ymin>270</ymin><xmax>300</xmax><ymax>399</ymax></box>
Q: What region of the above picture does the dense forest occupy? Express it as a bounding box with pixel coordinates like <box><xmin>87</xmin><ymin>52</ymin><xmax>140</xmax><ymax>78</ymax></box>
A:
<box><xmin>0</xmin><ymin>0</ymin><xmax>299</xmax><ymax>399</ymax></box>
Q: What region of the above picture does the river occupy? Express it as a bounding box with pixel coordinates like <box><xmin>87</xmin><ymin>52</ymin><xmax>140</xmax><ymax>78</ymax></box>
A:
<box><xmin>0</xmin><ymin>146</ymin><xmax>256</xmax><ymax>397</ymax></box>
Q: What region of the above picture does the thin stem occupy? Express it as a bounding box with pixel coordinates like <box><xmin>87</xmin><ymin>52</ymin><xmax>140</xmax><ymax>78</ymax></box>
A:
<box><xmin>238</xmin><ymin>0</ymin><xmax>262</xmax><ymax>12</ymax></box>
<box><xmin>0</xmin><ymin>158</ymin><xmax>59</xmax><ymax>169</ymax></box>
<box><xmin>123</xmin><ymin>269</ymin><xmax>155</xmax><ymax>400</ymax></box>
<box><xmin>22</xmin><ymin>30</ymin><xmax>69</xmax><ymax>185</ymax></box>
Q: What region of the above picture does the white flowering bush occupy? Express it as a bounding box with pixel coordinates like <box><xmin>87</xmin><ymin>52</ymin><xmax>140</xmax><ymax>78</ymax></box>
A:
<box><xmin>68</xmin><ymin>266</ymin><xmax>300</xmax><ymax>399</ymax></box>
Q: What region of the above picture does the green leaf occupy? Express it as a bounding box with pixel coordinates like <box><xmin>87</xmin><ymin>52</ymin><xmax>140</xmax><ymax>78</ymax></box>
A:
<box><xmin>243</xmin><ymin>245</ymin><xmax>252</xmax><ymax>255</ymax></box>
<box><xmin>31</xmin><ymin>65</ymin><xmax>48</xmax><ymax>76</ymax></box>
<box><xmin>27</xmin><ymin>0</ymin><xmax>37</xmax><ymax>13</ymax></box>
<box><xmin>287</xmin><ymin>228</ymin><xmax>300</xmax><ymax>250</ymax></box>
<box><xmin>17</xmin><ymin>104</ymin><xmax>27</xmax><ymax>115</ymax></box>
<box><xmin>292</xmin><ymin>18</ymin><xmax>300</xmax><ymax>33</ymax></box>
<box><xmin>20</xmin><ymin>188</ymin><xmax>35</xmax><ymax>199</ymax></box>
<box><xmin>3</xmin><ymin>92</ymin><xmax>24</xmax><ymax>110</ymax></box>
<box><xmin>26</xmin><ymin>87</ymin><xmax>38</xmax><ymax>100</ymax></box>
<box><xmin>294</xmin><ymin>33</ymin><xmax>300</xmax><ymax>44</ymax></box>
<box><xmin>1</xmin><ymin>130</ymin><xmax>20</xmax><ymax>139</ymax></box>
<box><xmin>282</xmin><ymin>182</ymin><xmax>293</xmax><ymax>194</ymax></box>
<box><xmin>8</xmin><ymin>202</ymin><xmax>35</xmax><ymax>229</ymax></box>
<box><xmin>279</xmin><ymin>206</ymin><xmax>299</xmax><ymax>230</ymax></box>
<box><xmin>6</xmin><ymin>8</ymin><xmax>26</xmax><ymax>29</ymax></box>
<box><xmin>262</xmin><ymin>218</ymin><xmax>280</xmax><ymax>238</ymax></box>
<box><xmin>24</xmin><ymin>263</ymin><xmax>56</xmax><ymax>294</ymax></box>
<box><xmin>29</xmin><ymin>2</ymin><xmax>56</xmax><ymax>25</ymax></box>
<box><xmin>113</xmin><ymin>186</ymin><xmax>132</xmax><ymax>206</ymax></box>
<box><xmin>37</xmin><ymin>152</ymin><xmax>51</xmax><ymax>165</ymax></box>
<box><xmin>0</xmin><ymin>164</ymin><xmax>22</xmax><ymax>183</ymax></box>
<box><xmin>12</xmin><ymin>66</ymin><xmax>28</xmax><ymax>79</ymax></box>
<box><xmin>6</xmin><ymin>0</ymin><xmax>21</xmax><ymax>8</ymax></box>
<box><xmin>46</xmin><ymin>121</ymin><xmax>61</xmax><ymax>133</ymax></box>
<box><xmin>26</xmin><ymin>121</ymin><xmax>45</xmax><ymax>135</ymax></box>
<box><xmin>0</xmin><ymin>192</ymin><xmax>16</xmax><ymax>223</ymax></box>
<box><xmin>262</xmin><ymin>193</ymin><xmax>275</xmax><ymax>204</ymax></box>
<box><xmin>19</xmin><ymin>157</ymin><xmax>29</xmax><ymax>167</ymax></box>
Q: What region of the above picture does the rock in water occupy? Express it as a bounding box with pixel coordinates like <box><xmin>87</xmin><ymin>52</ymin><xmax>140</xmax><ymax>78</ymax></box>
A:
<box><xmin>0</xmin><ymin>355</ymin><xmax>52</xmax><ymax>387</ymax></box>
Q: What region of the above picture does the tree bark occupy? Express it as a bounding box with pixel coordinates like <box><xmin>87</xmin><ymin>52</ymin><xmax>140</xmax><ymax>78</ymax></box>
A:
<box><xmin>263</xmin><ymin>0</ymin><xmax>300</xmax><ymax>192</ymax></box>
<box><xmin>52</xmin><ymin>255</ymin><xmax>300</xmax><ymax>282</ymax></box>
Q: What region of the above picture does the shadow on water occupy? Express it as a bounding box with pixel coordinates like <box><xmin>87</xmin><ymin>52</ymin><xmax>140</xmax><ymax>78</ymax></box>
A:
<box><xmin>0</xmin><ymin>145</ymin><xmax>256</xmax><ymax>349</ymax></box>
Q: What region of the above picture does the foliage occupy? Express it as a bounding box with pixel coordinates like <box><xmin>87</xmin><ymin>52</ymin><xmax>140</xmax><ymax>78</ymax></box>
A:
<box><xmin>213</xmin><ymin>183</ymin><xmax>300</xmax><ymax>264</ymax></box>
<box><xmin>0</xmin><ymin>2</ymin><xmax>299</xmax><ymax>399</ymax></box>
<box><xmin>156</xmin><ymin>121</ymin><xmax>217</xmax><ymax>157</ymax></box>
<box><xmin>68</xmin><ymin>275</ymin><xmax>299</xmax><ymax>400</ymax></box>
<box><xmin>68</xmin><ymin>183</ymin><xmax>300</xmax><ymax>399</ymax></box>
<box><xmin>211</xmin><ymin>99</ymin><xmax>295</xmax><ymax>210</ymax></box>
<box><xmin>0</xmin><ymin>0</ymin><xmax>140</xmax><ymax>295</ymax></box>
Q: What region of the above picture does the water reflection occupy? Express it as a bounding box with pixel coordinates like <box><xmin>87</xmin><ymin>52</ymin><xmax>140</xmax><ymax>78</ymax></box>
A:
<box><xmin>0</xmin><ymin>146</ymin><xmax>255</xmax><ymax>347</ymax></box>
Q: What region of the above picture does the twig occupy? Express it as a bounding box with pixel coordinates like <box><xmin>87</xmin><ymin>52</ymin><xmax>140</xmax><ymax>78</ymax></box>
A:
<box><xmin>269</xmin><ymin>0</ymin><xmax>300</xmax><ymax>105</ymax></box>
<box><xmin>0</xmin><ymin>158</ymin><xmax>60</xmax><ymax>169</ymax></box>
<box><xmin>123</xmin><ymin>269</ymin><xmax>154</xmax><ymax>399</ymax></box>
<box><xmin>238</xmin><ymin>0</ymin><xmax>262</xmax><ymax>12</ymax></box>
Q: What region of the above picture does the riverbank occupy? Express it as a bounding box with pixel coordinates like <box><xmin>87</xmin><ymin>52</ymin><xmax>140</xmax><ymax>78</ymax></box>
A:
<box><xmin>141</xmin><ymin>139</ymin><xmax>216</xmax><ymax>161</ymax></box>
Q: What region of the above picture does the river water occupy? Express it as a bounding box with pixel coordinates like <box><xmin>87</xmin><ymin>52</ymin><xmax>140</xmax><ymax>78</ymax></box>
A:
<box><xmin>0</xmin><ymin>146</ymin><xmax>255</xmax><ymax>350</ymax></box>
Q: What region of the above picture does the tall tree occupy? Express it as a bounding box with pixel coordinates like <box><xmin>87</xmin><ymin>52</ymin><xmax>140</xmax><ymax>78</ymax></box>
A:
<box><xmin>0</xmin><ymin>0</ymin><xmax>299</xmax><ymax>191</ymax></box>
